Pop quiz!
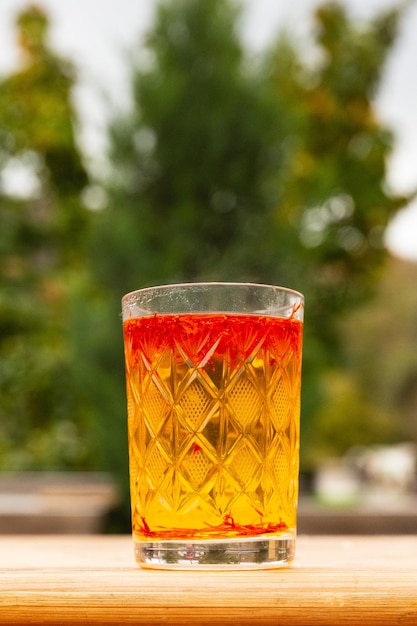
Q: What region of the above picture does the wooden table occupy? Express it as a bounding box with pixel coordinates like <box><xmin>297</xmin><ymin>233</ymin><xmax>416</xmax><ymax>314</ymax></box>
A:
<box><xmin>1</xmin><ymin>535</ymin><xmax>416</xmax><ymax>625</ymax></box>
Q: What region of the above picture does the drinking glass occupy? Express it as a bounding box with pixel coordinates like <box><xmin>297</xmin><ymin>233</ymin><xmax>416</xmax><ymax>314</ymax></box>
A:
<box><xmin>122</xmin><ymin>282</ymin><xmax>304</xmax><ymax>569</ymax></box>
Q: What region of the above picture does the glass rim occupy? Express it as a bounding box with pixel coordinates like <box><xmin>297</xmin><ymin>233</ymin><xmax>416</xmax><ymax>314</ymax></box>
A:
<box><xmin>122</xmin><ymin>281</ymin><xmax>304</xmax><ymax>303</ymax></box>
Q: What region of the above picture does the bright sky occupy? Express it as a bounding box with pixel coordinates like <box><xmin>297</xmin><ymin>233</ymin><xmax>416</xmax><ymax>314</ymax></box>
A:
<box><xmin>0</xmin><ymin>0</ymin><xmax>416</xmax><ymax>261</ymax></box>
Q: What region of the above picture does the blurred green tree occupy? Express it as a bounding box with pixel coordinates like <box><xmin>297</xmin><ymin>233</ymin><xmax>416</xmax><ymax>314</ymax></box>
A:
<box><xmin>92</xmin><ymin>0</ymin><xmax>412</xmax><ymax>473</ymax></box>
<box><xmin>93</xmin><ymin>0</ymin><xmax>284</xmax><ymax>295</ymax></box>
<box><xmin>1</xmin><ymin>0</ymin><xmax>412</xmax><ymax>496</ymax></box>
<box><xmin>272</xmin><ymin>2</ymin><xmax>410</xmax><ymax>325</ymax></box>
<box><xmin>0</xmin><ymin>5</ymin><xmax>93</xmax><ymax>469</ymax></box>
<box><xmin>341</xmin><ymin>257</ymin><xmax>417</xmax><ymax>444</ymax></box>
<box><xmin>263</xmin><ymin>2</ymin><xmax>413</xmax><ymax>460</ymax></box>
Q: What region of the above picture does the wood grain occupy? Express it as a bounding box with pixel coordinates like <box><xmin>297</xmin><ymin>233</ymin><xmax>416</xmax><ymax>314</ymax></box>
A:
<box><xmin>1</xmin><ymin>535</ymin><xmax>417</xmax><ymax>625</ymax></box>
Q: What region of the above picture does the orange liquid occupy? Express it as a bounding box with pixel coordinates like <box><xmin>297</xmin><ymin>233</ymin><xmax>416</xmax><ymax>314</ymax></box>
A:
<box><xmin>124</xmin><ymin>313</ymin><xmax>303</xmax><ymax>542</ymax></box>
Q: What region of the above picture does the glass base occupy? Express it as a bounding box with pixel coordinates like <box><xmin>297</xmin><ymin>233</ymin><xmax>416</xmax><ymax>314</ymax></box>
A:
<box><xmin>134</xmin><ymin>534</ymin><xmax>295</xmax><ymax>570</ymax></box>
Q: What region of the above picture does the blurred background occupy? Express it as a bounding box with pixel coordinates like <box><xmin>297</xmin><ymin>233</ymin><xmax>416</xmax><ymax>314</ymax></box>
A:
<box><xmin>0</xmin><ymin>0</ymin><xmax>416</xmax><ymax>534</ymax></box>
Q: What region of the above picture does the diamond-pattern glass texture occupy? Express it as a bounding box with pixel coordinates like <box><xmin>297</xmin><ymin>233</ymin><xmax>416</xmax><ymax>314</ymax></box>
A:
<box><xmin>124</xmin><ymin>313</ymin><xmax>302</xmax><ymax>541</ymax></box>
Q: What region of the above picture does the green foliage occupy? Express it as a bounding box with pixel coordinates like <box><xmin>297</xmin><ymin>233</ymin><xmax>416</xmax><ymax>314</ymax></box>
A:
<box><xmin>94</xmin><ymin>0</ymin><xmax>284</xmax><ymax>295</ymax></box>
<box><xmin>267</xmin><ymin>2</ymin><xmax>410</xmax><ymax>333</ymax></box>
<box><xmin>305</xmin><ymin>257</ymin><xmax>417</xmax><ymax>464</ymax></box>
<box><xmin>304</xmin><ymin>370</ymin><xmax>404</xmax><ymax>467</ymax></box>
<box><xmin>260</xmin><ymin>2</ymin><xmax>413</xmax><ymax>461</ymax></box>
<box><xmin>0</xmin><ymin>5</ymin><xmax>93</xmax><ymax>469</ymax></box>
<box><xmin>1</xmin><ymin>0</ymin><xmax>415</xmax><ymax>489</ymax></box>
<box><xmin>89</xmin><ymin>0</ymin><xmax>413</xmax><ymax>474</ymax></box>
<box><xmin>341</xmin><ymin>257</ymin><xmax>417</xmax><ymax>443</ymax></box>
